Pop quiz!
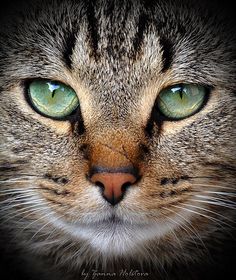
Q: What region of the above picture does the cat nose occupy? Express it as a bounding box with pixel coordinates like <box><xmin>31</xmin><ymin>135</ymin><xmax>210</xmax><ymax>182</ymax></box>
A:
<box><xmin>90</xmin><ymin>166</ymin><xmax>138</xmax><ymax>205</ymax></box>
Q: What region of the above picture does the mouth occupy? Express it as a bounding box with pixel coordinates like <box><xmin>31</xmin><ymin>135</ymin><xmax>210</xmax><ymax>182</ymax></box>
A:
<box><xmin>71</xmin><ymin>211</ymin><xmax>136</xmax><ymax>230</ymax></box>
<box><xmin>98</xmin><ymin>213</ymin><xmax>124</xmax><ymax>225</ymax></box>
<box><xmin>50</xmin><ymin>210</ymin><xmax>175</xmax><ymax>256</ymax></box>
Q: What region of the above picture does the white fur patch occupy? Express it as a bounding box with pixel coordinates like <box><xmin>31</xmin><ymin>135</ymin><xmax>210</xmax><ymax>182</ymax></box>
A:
<box><xmin>49</xmin><ymin>205</ymin><xmax>192</xmax><ymax>257</ymax></box>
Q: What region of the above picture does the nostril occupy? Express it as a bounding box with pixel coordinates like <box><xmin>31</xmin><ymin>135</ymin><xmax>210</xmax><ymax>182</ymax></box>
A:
<box><xmin>95</xmin><ymin>181</ymin><xmax>105</xmax><ymax>191</ymax></box>
<box><xmin>121</xmin><ymin>181</ymin><xmax>132</xmax><ymax>193</ymax></box>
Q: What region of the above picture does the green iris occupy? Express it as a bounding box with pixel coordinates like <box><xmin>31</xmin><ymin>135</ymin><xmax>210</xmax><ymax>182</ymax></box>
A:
<box><xmin>28</xmin><ymin>80</ymin><xmax>79</xmax><ymax>119</ymax></box>
<box><xmin>157</xmin><ymin>84</ymin><xmax>207</xmax><ymax>120</ymax></box>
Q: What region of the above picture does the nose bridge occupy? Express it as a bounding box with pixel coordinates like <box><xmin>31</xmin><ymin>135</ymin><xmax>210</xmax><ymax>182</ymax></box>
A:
<box><xmin>90</xmin><ymin>130</ymin><xmax>138</xmax><ymax>169</ymax></box>
<box><xmin>87</xmin><ymin>129</ymin><xmax>142</xmax><ymax>205</ymax></box>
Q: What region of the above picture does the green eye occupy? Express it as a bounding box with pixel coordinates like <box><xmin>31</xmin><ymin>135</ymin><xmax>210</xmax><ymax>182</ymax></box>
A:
<box><xmin>156</xmin><ymin>84</ymin><xmax>207</xmax><ymax>120</ymax></box>
<box><xmin>28</xmin><ymin>80</ymin><xmax>79</xmax><ymax>119</ymax></box>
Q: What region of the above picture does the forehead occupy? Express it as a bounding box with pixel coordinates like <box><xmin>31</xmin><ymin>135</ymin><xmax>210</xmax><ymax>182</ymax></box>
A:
<box><xmin>0</xmin><ymin>0</ymin><xmax>235</xmax><ymax>104</ymax></box>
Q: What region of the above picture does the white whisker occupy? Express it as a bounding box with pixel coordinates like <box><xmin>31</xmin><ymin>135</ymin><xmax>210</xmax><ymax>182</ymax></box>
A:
<box><xmin>165</xmin><ymin>215</ymin><xmax>201</xmax><ymax>251</ymax></box>
<box><xmin>164</xmin><ymin>217</ymin><xmax>183</xmax><ymax>249</ymax></box>
<box><xmin>195</xmin><ymin>194</ymin><xmax>236</xmax><ymax>206</ymax></box>
<box><xmin>172</xmin><ymin>204</ymin><xmax>231</xmax><ymax>229</ymax></box>
<box><xmin>0</xmin><ymin>194</ymin><xmax>39</xmax><ymax>204</ymax></box>
<box><xmin>29</xmin><ymin>213</ymin><xmax>64</xmax><ymax>241</ymax></box>
<box><xmin>190</xmin><ymin>198</ymin><xmax>236</xmax><ymax>210</ymax></box>
<box><xmin>0</xmin><ymin>188</ymin><xmax>38</xmax><ymax>194</ymax></box>
<box><xmin>163</xmin><ymin>206</ymin><xmax>206</xmax><ymax>250</ymax></box>
<box><xmin>23</xmin><ymin>212</ymin><xmax>55</xmax><ymax>233</ymax></box>
<box><xmin>0</xmin><ymin>199</ymin><xmax>46</xmax><ymax>211</ymax></box>
<box><xmin>203</xmin><ymin>191</ymin><xmax>236</xmax><ymax>197</ymax></box>
<box><xmin>0</xmin><ymin>202</ymin><xmax>49</xmax><ymax>225</ymax></box>
<box><xmin>192</xmin><ymin>183</ymin><xmax>235</xmax><ymax>191</ymax></box>
<box><xmin>182</xmin><ymin>202</ymin><xmax>235</xmax><ymax>223</ymax></box>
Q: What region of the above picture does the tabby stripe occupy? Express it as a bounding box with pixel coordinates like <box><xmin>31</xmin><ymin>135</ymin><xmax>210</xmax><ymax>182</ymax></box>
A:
<box><xmin>159</xmin><ymin>36</ymin><xmax>173</xmax><ymax>72</ymax></box>
<box><xmin>133</xmin><ymin>12</ymin><xmax>148</xmax><ymax>56</ymax></box>
<box><xmin>62</xmin><ymin>28</ymin><xmax>78</xmax><ymax>70</ymax></box>
<box><xmin>86</xmin><ymin>0</ymin><xmax>99</xmax><ymax>59</ymax></box>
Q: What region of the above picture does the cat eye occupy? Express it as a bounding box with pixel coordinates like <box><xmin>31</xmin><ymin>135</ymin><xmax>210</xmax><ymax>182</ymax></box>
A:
<box><xmin>156</xmin><ymin>84</ymin><xmax>207</xmax><ymax>120</ymax></box>
<box><xmin>27</xmin><ymin>80</ymin><xmax>79</xmax><ymax>119</ymax></box>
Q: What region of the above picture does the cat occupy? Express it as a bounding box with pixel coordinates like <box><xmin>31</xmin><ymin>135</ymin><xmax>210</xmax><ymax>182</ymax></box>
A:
<box><xmin>0</xmin><ymin>0</ymin><xmax>236</xmax><ymax>279</ymax></box>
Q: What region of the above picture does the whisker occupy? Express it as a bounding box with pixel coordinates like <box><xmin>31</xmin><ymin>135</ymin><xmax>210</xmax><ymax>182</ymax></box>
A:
<box><xmin>0</xmin><ymin>199</ymin><xmax>46</xmax><ymax>211</ymax></box>
<box><xmin>29</xmin><ymin>213</ymin><xmax>64</xmax><ymax>241</ymax></box>
<box><xmin>192</xmin><ymin>183</ymin><xmax>236</xmax><ymax>191</ymax></box>
<box><xmin>173</xmin><ymin>204</ymin><xmax>233</xmax><ymax>230</ymax></box>
<box><xmin>163</xmin><ymin>206</ymin><xmax>207</xmax><ymax>250</ymax></box>
<box><xmin>45</xmin><ymin>226</ymin><xmax>60</xmax><ymax>241</ymax></box>
<box><xmin>166</xmin><ymin>219</ymin><xmax>183</xmax><ymax>249</ymax></box>
<box><xmin>23</xmin><ymin>212</ymin><xmax>55</xmax><ymax>233</ymax></box>
<box><xmin>165</xmin><ymin>215</ymin><xmax>196</xmax><ymax>249</ymax></box>
<box><xmin>0</xmin><ymin>202</ymin><xmax>49</xmax><ymax>225</ymax></box>
<box><xmin>182</xmin><ymin>202</ymin><xmax>235</xmax><ymax>224</ymax></box>
<box><xmin>190</xmin><ymin>199</ymin><xmax>236</xmax><ymax>211</ymax></box>
<box><xmin>16</xmin><ymin>205</ymin><xmax>53</xmax><ymax>223</ymax></box>
<box><xmin>0</xmin><ymin>174</ymin><xmax>40</xmax><ymax>178</ymax></box>
<box><xmin>0</xmin><ymin>193</ymin><xmax>39</xmax><ymax>204</ymax></box>
<box><xmin>203</xmin><ymin>191</ymin><xmax>236</xmax><ymax>197</ymax></box>
<box><xmin>0</xmin><ymin>179</ymin><xmax>37</xmax><ymax>183</ymax></box>
<box><xmin>0</xmin><ymin>188</ymin><xmax>38</xmax><ymax>194</ymax></box>
<box><xmin>195</xmin><ymin>195</ymin><xmax>236</xmax><ymax>206</ymax></box>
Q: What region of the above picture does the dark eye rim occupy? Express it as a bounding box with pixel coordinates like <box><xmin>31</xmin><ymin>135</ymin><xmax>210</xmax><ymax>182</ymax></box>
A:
<box><xmin>154</xmin><ymin>83</ymin><xmax>212</xmax><ymax>122</ymax></box>
<box><xmin>23</xmin><ymin>78</ymin><xmax>80</xmax><ymax>121</ymax></box>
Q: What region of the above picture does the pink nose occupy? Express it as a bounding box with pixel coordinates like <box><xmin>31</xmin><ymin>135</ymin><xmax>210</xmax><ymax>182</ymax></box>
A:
<box><xmin>90</xmin><ymin>169</ymin><xmax>138</xmax><ymax>205</ymax></box>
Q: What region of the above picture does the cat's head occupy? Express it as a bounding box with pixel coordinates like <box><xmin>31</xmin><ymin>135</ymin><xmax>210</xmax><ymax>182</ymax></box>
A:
<box><xmin>0</xmin><ymin>0</ymin><xmax>235</xmax><ymax>272</ymax></box>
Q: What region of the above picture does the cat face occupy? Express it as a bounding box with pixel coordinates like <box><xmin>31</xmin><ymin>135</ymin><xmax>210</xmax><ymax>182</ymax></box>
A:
<box><xmin>0</xmin><ymin>0</ymin><xmax>235</xmax><ymax>276</ymax></box>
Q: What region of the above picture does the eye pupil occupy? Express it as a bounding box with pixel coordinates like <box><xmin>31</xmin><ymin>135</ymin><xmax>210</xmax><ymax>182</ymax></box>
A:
<box><xmin>178</xmin><ymin>88</ymin><xmax>183</xmax><ymax>99</ymax></box>
<box><xmin>51</xmin><ymin>91</ymin><xmax>56</xmax><ymax>98</ymax></box>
